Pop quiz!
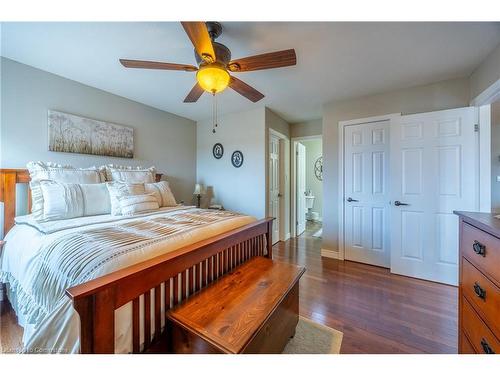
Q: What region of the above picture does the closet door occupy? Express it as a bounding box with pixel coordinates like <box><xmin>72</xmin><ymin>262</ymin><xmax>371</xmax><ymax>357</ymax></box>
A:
<box><xmin>344</xmin><ymin>120</ymin><xmax>391</xmax><ymax>267</ymax></box>
<box><xmin>390</xmin><ymin>107</ymin><xmax>477</xmax><ymax>285</ymax></box>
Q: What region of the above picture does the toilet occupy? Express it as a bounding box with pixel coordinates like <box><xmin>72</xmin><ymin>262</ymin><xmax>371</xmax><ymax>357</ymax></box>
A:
<box><xmin>305</xmin><ymin>195</ymin><xmax>319</xmax><ymax>221</ymax></box>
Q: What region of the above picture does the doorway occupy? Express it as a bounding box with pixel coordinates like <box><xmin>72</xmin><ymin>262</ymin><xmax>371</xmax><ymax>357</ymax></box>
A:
<box><xmin>292</xmin><ymin>136</ymin><xmax>323</xmax><ymax>239</ymax></box>
<box><xmin>340</xmin><ymin>107</ymin><xmax>480</xmax><ymax>285</ymax></box>
<box><xmin>268</xmin><ymin>129</ymin><xmax>290</xmax><ymax>244</ymax></box>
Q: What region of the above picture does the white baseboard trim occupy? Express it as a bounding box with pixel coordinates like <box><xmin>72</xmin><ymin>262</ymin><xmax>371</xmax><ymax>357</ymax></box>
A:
<box><xmin>321</xmin><ymin>249</ymin><xmax>343</xmax><ymax>260</ymax></box>
<box><xmin>285</xmin><ymin>232</ymin><xmax>291</xmax><ymax>241</ymax></box>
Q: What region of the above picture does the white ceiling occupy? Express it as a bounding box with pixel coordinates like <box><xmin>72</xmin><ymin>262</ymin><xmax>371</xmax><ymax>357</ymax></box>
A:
<box><xmin>2</xmin><ymin>22</ymin><xmax>500</xmax><ymax>123</ymax></box>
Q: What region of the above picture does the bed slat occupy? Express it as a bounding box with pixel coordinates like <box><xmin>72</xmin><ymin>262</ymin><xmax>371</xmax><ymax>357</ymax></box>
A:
<box><xmin>189</xmin><ymin>266</ymin><xmax>195</xmax><ymax>295</ymax></box>
<box><xmin>202</xmin><ymin>260</ymin><xmax>207</xmax><ymax>287</ymax></box>
<box><xmin>144</xmin><ymin>290</ymin><xmax>151</xmax><ymax>349</ymax></box>
<box><xmin>154</xmin><ymin>285</ymin><xmax>161</xmax><ymax>340</ymax></box>
<box><xmin>195</xmin><ymin>263</ymin><xmax>200</xmax><ymax>291</ymax></box>
<box><xmin>132</xmin><ymin>297</ymin><xmax>140</xmax><ymax>353</ymax></box>
<box><xmin>181</xmin><ymin>270</ymin><xmax>187</xmax><ymax>301</ymax></box>
<box><xmin>173</xmin><ymin>274</ymin><xmax>179</xmax><ymax>305</ymax></box>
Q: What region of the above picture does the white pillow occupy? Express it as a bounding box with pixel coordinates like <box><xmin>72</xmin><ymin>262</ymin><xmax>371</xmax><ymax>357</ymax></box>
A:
<box><xmin>145</xmin><ymin>181</ymin><xmax>177</xmax><ymax>207</ymax></box>
<box><xmin>39</xmin><ymin>180</ymin><xmax>111</xmax><ymax>221</ymax></box>
<box><xmin>106</xmin><ymin>182</ymin><xmax>145</xmax><ymax>215</ymax></box>
<box><xmin>27</xmin><ymin>161</ymin><xmax>105</xmax><ymax>220</ymax></box>
<box><xmin>119</xmin><ymin>194</ymin><xmax>159</xmax><ymax>216</ymax></box>
<box><xmin>104</xmin><ymin>165</ymin><xmax>156</xmax><ymax>183</ymax></box>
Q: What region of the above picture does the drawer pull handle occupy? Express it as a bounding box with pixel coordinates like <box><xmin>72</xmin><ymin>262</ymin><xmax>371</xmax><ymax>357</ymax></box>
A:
<box><xmin>480</xmin><ymin>338</ymin><xmax>495</xmax><ymax>354</ymax></box>
<box><xmin>473</xmin><ymin>282</ymin><xmax>486</xmax><ymax>300</ymax></box>
<box><xmin>472</xmin><ymin>241</ymin><xmax>486</xmax><ymax>257</ymax></box>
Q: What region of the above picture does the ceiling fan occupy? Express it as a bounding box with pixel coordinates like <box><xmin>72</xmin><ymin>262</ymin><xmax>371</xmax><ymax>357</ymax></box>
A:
<box><xmin>119</xmin><ymin>22</ymin><xmax>297</xmax><ymax>103</ymax></box>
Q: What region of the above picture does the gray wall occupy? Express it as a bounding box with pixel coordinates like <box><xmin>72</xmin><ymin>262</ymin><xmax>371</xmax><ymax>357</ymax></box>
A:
<box><xmin>265</xmin><ymin>108</ymin><xmax>290</xmax><ymax>138</ymax></box>
<box><xmin>470</xmin><ymin>41</ymin><xmax>500</xmax><ymax>101</ymax></box>
<box><xmin>322</xmin><ymin>77</ymin><xmax>470</xmax><ymax>254</ymax></box>
<box><xmin>291</xmin><ymin>119</ymin><xmax>322</xmax><ymax>138</ymax></box>
<box><xmin>0</xmin><ymin>58</ymin><xmax>197</xmax><ymax>204</ymax></box>
<box><xmin>491</xmin><ymin>100</ymin><xmax>500</xmax><ymax>212</ymax></box>
<box><xmin>196</xmin><ymin>108</ymin><xmax>266</xmax><ymax>218</ymax></box>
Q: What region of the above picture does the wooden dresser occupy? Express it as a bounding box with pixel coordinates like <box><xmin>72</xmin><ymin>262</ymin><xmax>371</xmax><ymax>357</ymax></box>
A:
<box><xmin>455</xmin><ymin>212</ymin><xmax>500</xmax><ymax>354</ymax></box>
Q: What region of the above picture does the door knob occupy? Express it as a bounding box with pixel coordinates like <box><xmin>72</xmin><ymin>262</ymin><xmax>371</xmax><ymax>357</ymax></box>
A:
<box><xmin>277</xmin><ymin>193</ymin><xmax>283</xmax><ymax>197</ymax></box>
<box><xmin>346</xmin><ymin>197</ymin><xmax>358</xmax><ymax>202</ymax></box>
<box><xmin>394</xmin><ymin>200</ymin><xmax>409</xmax><ymax>206</ymax></box>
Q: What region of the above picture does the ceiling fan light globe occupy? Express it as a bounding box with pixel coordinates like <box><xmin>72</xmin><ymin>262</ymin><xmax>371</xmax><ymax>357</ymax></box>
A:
<box><xmin>196</xmin><ymin>64</ymin><xmax>230</xmax><ymax>94</ymax></box>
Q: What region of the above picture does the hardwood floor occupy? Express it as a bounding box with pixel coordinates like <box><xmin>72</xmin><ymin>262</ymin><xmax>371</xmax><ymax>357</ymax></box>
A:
<box><xmin>274</xmin><ymin>234</ymin><xmax>458</xmax><ymax>353</ymax></box>
<box><xmin>0</xmin><ymin>231</ymin><xmax>458</xmax><ymax>354</ymax></box>
<box><xmin>0</xmin><ymin>297</ymin><xmax>23</xmax><ymax>353</ymax></box>
<box><xmin>301</xmin><ymin>220</ymin><xmax>322</xmax><ymax>237</ymax></box>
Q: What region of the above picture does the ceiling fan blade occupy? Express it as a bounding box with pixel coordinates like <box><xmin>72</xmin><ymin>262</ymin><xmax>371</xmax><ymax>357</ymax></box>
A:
<box><xmin>120</xmin><ymin>59</ymin><xmax>198</xmax><ymax>72</ymax></box>
<box><xmin>227</xmin><ymin>49</ymin><xmax>296</xmax><ymax>72</ymax></box>
<box><xmin>181</xmin><ymin>22</ymin><xmax>216</xmax><ymax>63</ymax></box>
<box><xmin>229</xmin><ymin>76</ymin><xmax>265</xmax><ymax>103</ymax></box>
<box><xmin>183</xmin><ymin>83</ymin><xmax>204</xmax><ymax>103</ymax></box>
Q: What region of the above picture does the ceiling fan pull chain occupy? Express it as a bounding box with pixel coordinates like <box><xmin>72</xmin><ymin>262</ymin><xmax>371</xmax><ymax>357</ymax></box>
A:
<box><xmin>212</xmin><ymin>92</ymin><xmax>216</xmax><ymax>134</ymax></box>
<box><xmin>215</xmin><ymin>94</ymin><xmax>218</xmax><ymax>129</ymax></box>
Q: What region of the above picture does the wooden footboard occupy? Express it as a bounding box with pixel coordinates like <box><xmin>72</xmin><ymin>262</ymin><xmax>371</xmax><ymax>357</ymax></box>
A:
<box><xmin>66</xmin><ymin>218</ymin><xmax>274</xmax><ymax>354</ymax></box>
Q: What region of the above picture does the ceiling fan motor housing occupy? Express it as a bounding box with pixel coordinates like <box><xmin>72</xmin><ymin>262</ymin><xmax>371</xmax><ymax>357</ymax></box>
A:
<box><xmin>195</xmin><ymin>42</ymin><xmax>231</xmax><ymax>66</ymax></box>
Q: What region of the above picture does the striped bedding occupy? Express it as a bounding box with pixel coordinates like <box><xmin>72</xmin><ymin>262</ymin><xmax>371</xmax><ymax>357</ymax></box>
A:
<box><xmin>0</xmin><ymin>207</ymin><xmax>255</xmax><ymax>353</ymax></box>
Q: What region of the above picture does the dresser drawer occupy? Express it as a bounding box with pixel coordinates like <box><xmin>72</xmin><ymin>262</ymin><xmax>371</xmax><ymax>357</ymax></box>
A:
<box><xmin>462</xmin><ymin>297</ymin><xmax>499</xmax><ymax>354</ymax></box>
<box><xmin>460</xmin><ymin>331</ymin><xmax>476</xmax><ymax>354</ymax></box>
<box><xmin>461</xmin><ymin>222</ymin><xmax>500</xmax><ymax>285</ymax></box>
<box><xmin>462</xmin><ymin>258</ymin><xmax>500</xmax><ymax>337</ymax></box>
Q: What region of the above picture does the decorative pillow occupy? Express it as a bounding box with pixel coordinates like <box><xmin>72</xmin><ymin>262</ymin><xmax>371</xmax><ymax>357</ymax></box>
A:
<box><xmin>118</xmin><ymin>194</ymin><xmax>159</xmax><ymax>216</ymax></box>
<box><xmin>104</xmin><ymin>165</ymin><xmax>156</xmax><ymax>183</ymax></box>
<box><xmin>106</xmin><ymin>182</ymin><xmax>145</xmax><ymax>215</ymax></box>
<box><xmin>145</xmin><ymin>181</ymin><xmax>177</xmax><ymax>207</ymax></box>
<box><xmin>39</xmin><ymin>180</ymin><xmax>111</xmax><ymax>221</ymax></box>
<box><xmin>27</xmin><ymin>161</ymin><xmax>105</xmax><ymax>220</ymax></box>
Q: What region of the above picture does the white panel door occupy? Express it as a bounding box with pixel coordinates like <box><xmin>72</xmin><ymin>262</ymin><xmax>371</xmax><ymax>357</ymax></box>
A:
<box><xmin>296</xmin><ymin>142</ymin><xmax>306</xmax><ymax>236</ymax></box>
<box><xmin>344</xmin><ymin>121</ymin><xmax>390</xmax><ymax>267</ymax></box>
<box><xmin>390</xmin><ymin>107</ymin><xmax>476</xmax><ymax>285</ymax></box>
<box><xmin>269</xmin><ymin>135</ymin><xmax>280</xmax><ymax>243</ymax></box>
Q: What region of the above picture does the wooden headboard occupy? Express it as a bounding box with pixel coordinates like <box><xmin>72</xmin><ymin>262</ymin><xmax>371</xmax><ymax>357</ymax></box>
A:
<box><xmin>0</xmin><ymin>169</ymin><xmax>163</xmax><ymax>237</ymax></box>
<box><xmin>0</xmin><ymin>169</ymin><xmax>31</xmax><ymax>236</ymax></box>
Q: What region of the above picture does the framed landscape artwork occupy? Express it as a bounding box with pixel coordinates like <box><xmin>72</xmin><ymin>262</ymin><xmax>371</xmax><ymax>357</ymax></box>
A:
<box><xmin>48</xmin><ymin>110</ymin><xmax>134</xmax><ymax>158</ymax></box>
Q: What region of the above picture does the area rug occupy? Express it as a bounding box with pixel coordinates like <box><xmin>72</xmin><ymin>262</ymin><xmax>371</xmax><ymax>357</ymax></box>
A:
<box><xmin>282</xmin><ymin>316</ymin><xmax>343</xmax><ymax>354</ymax></box>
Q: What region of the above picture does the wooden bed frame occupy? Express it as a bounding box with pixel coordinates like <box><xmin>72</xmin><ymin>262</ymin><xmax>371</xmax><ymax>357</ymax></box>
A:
<box><xmin>0</xmin><ymin>168</ymin><xmax>273</xmax><ymax>353</ymax></box>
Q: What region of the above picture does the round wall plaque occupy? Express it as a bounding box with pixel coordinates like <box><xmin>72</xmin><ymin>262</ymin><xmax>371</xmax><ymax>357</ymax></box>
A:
<box><xmin>212</xmin><ymin>143</ymin><xmax>224</xmax><ymax>159</ymax></box>
<box><xmin>231</xmin><ymin>150</ymin><xmax>244</xmax><ymax>168</ymax></box>
<box><xmin>314</xmin><ymin>156</ymin><xmax>323</xmax><ymax>181</ymax></box>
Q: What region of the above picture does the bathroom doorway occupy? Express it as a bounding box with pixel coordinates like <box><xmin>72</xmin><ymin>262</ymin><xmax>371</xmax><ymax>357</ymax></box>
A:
<box><xmin>291</xmin><ymin>136</ymin><xmax>323</xmax><ymax>239</ymax></box>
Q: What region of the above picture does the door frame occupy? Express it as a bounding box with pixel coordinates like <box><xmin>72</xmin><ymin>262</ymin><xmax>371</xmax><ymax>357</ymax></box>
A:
<box><xmin>338</xmin><ymin>113</ymin><xmax>400</xmax><ymax>261</ymax></box>
<box><xmin>267</xmin><ymin>128</ymin><xmax>290</xmax><ymax>242</ymax></box>
<box><xmin>291</xmin><ymin>135</ymin><xmax>322</xmax><ymax>238</ymax></box>
<box><xmin>470</xmin><ymin>78</ymin><xmax>499</xmax><ymax>213</ymax></box>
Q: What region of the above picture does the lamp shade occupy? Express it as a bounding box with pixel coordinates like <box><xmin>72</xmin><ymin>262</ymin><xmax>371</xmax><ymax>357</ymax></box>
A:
<box><xmin>193</xmin><ymin>183</ymin><xmax>203</xmax><ymax>195</ymax></box>
<box><xmin>196</xmin><ymin>63</ymin><xmax>230</xmax><ymax>94</ymax></box>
